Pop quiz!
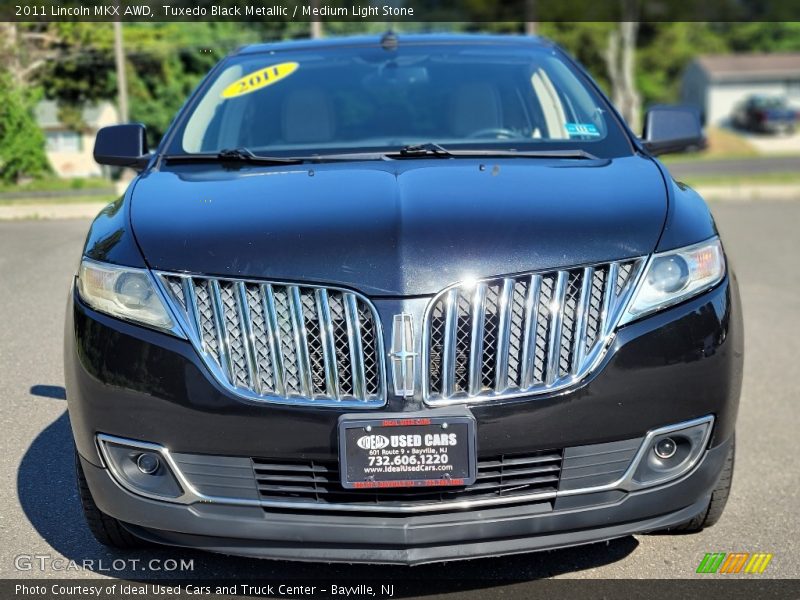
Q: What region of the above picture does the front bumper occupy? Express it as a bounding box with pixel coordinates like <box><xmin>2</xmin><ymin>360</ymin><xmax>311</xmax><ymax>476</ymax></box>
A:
<box><xmin>759</xmin><ymin>120</ymin><xmax>796</xmax><ymax>132</ymax></box>
<box><xmin>80</xmin><ymin>434</ymin><xmax>731</xmax><ymax>564</ymax></box>
<box><xmin>66</xmin><ymin>273</ymin><xmax>742</xmax><ymax>562</ymax></box>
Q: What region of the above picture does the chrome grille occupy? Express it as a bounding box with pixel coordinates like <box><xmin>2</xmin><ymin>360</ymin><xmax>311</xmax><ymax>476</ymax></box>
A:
<box><xmin>158</xmin><ymin>274</ymin><xmax>386</xmax><ymax>407</ymax></box>
<box><xmin>424</xmin><ymin>259</ymin><xmax>645</xmax><ymax>403</ymax></box>
<box><xmin>428</xmin><ymin>302</ymin><xmax>445</xmax><ymax>392</ymax></box>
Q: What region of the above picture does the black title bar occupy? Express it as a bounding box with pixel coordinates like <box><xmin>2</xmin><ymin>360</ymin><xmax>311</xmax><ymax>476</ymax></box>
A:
<box><xmin>6</xmin><ymin>0</ymin><xmax>800</xmax><ymax>22</ymax></box>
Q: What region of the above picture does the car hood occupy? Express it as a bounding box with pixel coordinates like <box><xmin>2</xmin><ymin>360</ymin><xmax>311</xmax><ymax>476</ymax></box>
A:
<box><xmin>131</xmin><ymin>156</ymin><xmax>667</xmax><ymax>296</ymax></box>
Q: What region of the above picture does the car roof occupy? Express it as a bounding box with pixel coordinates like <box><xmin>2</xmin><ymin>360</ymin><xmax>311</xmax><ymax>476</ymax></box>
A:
<box><xmin>235</xmin><ymin>33</ymin><xmax>554</xmax><ymax>56</ymax></box>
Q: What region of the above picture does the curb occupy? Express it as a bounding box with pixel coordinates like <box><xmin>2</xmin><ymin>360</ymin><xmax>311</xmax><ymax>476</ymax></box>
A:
<box><xmin>0</xmin><ymin>188</ymin><xmax>114</xmax><ymax>201</ymax></box>
<box><xmin>694</xmin><ymin>184</ymin><xmax>800</xmax><ymax>202</ymax></box>
<box><xmin>0</xmin><ymin>202</ymin><xmax>107</xmax><ymax>220</ymax></box>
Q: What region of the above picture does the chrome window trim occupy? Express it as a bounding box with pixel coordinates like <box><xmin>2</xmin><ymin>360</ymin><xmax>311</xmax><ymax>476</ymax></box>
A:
<box><xmin>95</xmin><ymin>416</ymin><xmax>713</xmax><ymax>515</ymax></box>
<box><xmin>154</xmin><ymin>271</ymin><xmax>387</xmax><ymax>409</ymax></box>
<box><xmin>421</xmin><ymin>258</ymin><xmax>647</xmax><ymax>406</ymax></box>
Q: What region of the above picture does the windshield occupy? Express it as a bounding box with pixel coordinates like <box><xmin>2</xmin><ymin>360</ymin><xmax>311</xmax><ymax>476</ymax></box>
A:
<box><xmin>166</xmin><ymin>42</ymin><xmax>632</xmax><ymax>158</ymax></box>
<box><xmin>751</xmin><ymin>96</ymin><xmax>787</xmax><ymax>109</ymax></box>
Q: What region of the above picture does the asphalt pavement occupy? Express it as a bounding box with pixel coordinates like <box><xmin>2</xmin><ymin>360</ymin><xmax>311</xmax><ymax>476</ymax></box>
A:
<box><xmin>0</xmin><ymin>203</ymin><xmax>798</xmax><ymax>592</ymax></box>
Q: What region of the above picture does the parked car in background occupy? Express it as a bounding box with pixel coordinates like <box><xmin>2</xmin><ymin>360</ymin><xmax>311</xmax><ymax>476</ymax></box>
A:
<box><xmin>66</xmin><ymin>33</ymin><xmax>742</xmax><ymax>564</ymax></box>
<box><xmin>732</xmin><ymin>95</ymin><xmax>798</xmax><ymax>134</ymax></box>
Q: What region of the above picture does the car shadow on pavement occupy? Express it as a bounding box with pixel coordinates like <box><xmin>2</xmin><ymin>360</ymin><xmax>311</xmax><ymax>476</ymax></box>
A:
<box><xmin>17</xmin><ymin>405</ymin><xmax>639</xmax><ymax>593</ymax></box>
<box><xmin>29</xmin><ymin>384</ymin><xmax>67</xmax><ymax>400</ymax></box>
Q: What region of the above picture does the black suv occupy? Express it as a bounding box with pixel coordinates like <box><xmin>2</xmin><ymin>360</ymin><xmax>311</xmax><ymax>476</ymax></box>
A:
<box><xmin>66</xmin><ymin>34</ymin><xmax>742</xmax><ymax>565</ymax></box>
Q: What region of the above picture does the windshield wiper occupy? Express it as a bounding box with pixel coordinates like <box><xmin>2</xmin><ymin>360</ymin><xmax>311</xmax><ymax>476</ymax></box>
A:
<box><xmin>396</xmin><ymin>143</ymin><xmax>452</xmax><ymax>157</ymax></box>
<box><xmin>387</xmin><ymin>145</ymin><xmax>599</xmax><ymax>161</ymax></box>
<box><xmin>217</xmin><ymin>147</ymin><xmax>306</xmax><ymax>164</ymax></box>
<box><xmin>163</xmin><ymin>146</ymin><xmax>601</xmax><ymax>165</ymax></box>
<box><xmin>163</xmin><ymin>148</ymin><xmax>307</xmax><ymax>165</ymax></box>
<box><xmin>452</xmin><ymin>148</ymin><xmax>600</xmax><ymax>160</ymax></box>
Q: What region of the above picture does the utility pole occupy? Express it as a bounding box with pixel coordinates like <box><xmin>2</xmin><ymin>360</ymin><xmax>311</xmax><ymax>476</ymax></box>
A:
<box><xmin>113</xmin><ymin>20</ymin><xmax>129</xmax><ymax>122</ymax></box>
<box><xmin>524</xmin><ymin>0</ymin><xmax>537</xmax><ymax>35</ymax></box>
<box><xmin>605</xmin><ymin>0</ymin><xmax>641</xmax><ymax>131</ymax></box>
<box><xmin>310</xmin><ymin>0</ymin><xmax>322</xmax><ymax>38</ymax></box>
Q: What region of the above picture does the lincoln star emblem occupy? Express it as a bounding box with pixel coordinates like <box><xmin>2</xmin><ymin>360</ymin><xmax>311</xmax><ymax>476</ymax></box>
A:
<box><xmin>389</xmin><ymin>313</ymin><xmax>417</xmax><ymax>397</ymax></box>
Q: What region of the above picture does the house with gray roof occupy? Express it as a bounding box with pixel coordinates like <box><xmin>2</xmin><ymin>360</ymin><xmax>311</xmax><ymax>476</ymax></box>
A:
<box><xmin>35</xmin><ymin>100</ymin><xmax>119</xmax><ymax>178</ymax></box>
<box><xmin>681</xmin><ymin>53</ymin><xmax>800</xmax><ymax>126</ymax></box>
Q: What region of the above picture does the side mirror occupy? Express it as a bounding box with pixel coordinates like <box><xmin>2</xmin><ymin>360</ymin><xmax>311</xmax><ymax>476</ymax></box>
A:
<box><xmin>94</xmin><ymin>124</ymin><xmax>151</xmax><ymax>170</ymax></box>
<box><xmin>642</xmin><ymin>105</ymin><xmax>706</xmax><ymax>156</ymax></box>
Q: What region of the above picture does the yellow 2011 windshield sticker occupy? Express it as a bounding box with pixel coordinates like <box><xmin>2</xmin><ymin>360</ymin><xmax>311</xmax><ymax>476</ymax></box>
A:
<box><xmin>221</xmin><ymin>62</ymin><xmax>299</xmax><ymax>99</ymax></box>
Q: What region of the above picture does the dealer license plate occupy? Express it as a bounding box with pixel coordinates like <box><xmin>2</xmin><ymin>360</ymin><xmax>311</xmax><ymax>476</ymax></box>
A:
<box><xmin>338</xmin><ymin>414</ymin><xmax>476</xmax><ymax>489</ymax></box>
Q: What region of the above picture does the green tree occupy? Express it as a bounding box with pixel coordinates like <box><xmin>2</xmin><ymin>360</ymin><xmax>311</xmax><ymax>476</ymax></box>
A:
<box><xmin>636</xmin><ymin>23</ymin><xmax>727</xmax><ymax>108</ymax></box>
<box><xmin>713</xmin><ymin>22</ymin><xmax>800</xmax><ymax>52</ymax></box>
<box><xmin>539</xmin><ymin>22</ymin><xmax>616</xmax><ymax>93</ymax></box>
<box><xmin>0</xmin><ymin>72</ymin><xmax>50</xmax><ymax>183</ymax></box>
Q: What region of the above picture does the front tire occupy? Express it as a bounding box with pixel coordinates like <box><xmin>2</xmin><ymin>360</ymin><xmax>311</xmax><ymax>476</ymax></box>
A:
<box><xmin>671</xmin><ymin>435</ymin><xmax>735</xmax><ymax>533</ymax></box>
<box><xmin>75</xmin><ymin>449</ymin><xmax>150</xmax><ymax>549</ymax></box>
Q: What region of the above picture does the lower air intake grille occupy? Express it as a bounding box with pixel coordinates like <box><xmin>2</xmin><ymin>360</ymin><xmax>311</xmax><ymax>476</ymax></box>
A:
<box><xmin>163</xmin><ymin>436</ymin><xmax>647</xmax><ymax>514</ymax></box>
<box><xmin>425</xmin><ymin>259</ymin><xmax>644</xmax><ymax>403</ymax></box>
<box><xmin>157</xmin><ymin>274</ymin><xmax>386</xmax><ymax>407</ymax></box>
<box><xmin>252</xmin><ymin>449</ymin><xmax>563</xmax><ymax>511</ymax></box>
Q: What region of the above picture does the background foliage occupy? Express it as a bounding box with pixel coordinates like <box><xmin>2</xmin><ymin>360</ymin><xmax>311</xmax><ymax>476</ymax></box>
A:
<box><xmin>0</xmin><ymin>72</ymin><xmax>51</xmax><ymax>184</ymax></box>
<box><xmin>1</xmin><ymin>21</ymin><xmax>799</xmax><ymax>182</ymax></box>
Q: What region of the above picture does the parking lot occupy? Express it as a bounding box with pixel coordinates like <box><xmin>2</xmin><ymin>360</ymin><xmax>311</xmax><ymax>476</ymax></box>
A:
<box><xmin>0</xmin><ymin>201</ymin><xmax>798</xmax><ymax>591</ymax></box>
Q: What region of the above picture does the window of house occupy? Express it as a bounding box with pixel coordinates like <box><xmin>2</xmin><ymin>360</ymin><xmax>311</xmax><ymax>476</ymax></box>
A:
<box><xmin>46</xmin><ymin>131</ymin><xmax>82</xmax><ymax>152</ymax></box>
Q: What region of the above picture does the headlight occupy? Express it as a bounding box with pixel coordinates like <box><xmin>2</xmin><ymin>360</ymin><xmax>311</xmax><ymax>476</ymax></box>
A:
<box><xmin>77</xmin><ymin>258</ymin><xmax>179</xmax><ymax>334</ymax></box>
<box><xmin>620</xmin><ymin>237</ymin><xmax>725</xmax><ymax>324</ymax></box>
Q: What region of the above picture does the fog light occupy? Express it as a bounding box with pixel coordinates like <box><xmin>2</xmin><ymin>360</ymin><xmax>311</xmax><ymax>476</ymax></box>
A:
<box><xmin>654</xmin><ymin>437</ymin><xmax>677</xmax><ymax>459</ymax></box>
<box><xmin>136</xmin><ymin>452</ymin><xmax>160</xmax><ymax>474</ymax></box>
<box><xmin>97</xmin><ymin>435</ymin><xmax>183</xmax><ymax>500</ymax></box>
<box><xmin>629</xmin><ymin>416</ymin><xmax>713</xmax><ymax>489</ymax></box>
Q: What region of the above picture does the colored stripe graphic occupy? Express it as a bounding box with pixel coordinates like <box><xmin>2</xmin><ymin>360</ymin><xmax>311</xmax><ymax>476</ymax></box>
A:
<box><xmin>744</xmin><ymin>553</ymin><xmax>773</xmax><ymax>574</ymax></box>
<box><xmin>697</xmin><ymin>553</ymin><xmax>727</xmax><ymax>573</ymax></box>
<box><xmin>720</xmin><ymin>553</ymin><xmax>749</xmax><ymax>573</ymax></box>
<box><xmin>697</xmin><ymin>552</ymin><xmax>773</xmax><ymax>574</ymax></box>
